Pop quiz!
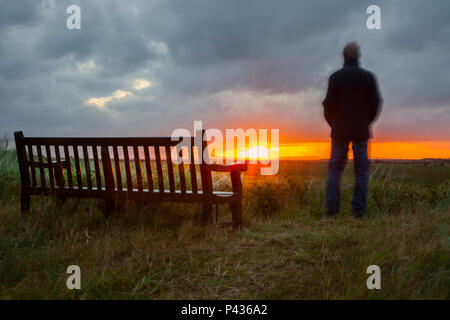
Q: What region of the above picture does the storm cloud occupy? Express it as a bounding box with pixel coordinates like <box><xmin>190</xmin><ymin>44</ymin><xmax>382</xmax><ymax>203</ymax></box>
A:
<box><xmin>1</xmin><ymin>0</ymin><xmax>449</xmax><ymax>142</ymax></box>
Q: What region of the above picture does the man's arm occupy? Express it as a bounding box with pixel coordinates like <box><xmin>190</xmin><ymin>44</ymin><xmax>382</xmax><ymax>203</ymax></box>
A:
<box><xmin>323</xmin><ymin>76</ymin><xmax>337</xmax><ymax>126</ymax></box>
<box><xmin>369</xmin><ymin>73</ymin><xmax>382</xmax><ymax>123</ymax></box>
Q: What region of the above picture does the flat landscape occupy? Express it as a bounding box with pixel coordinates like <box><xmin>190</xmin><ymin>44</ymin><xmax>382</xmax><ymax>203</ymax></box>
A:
<box><xmin>0</xmin><ymin>143</ymin><xmax>449</xmax><ymax>299</ymax></box>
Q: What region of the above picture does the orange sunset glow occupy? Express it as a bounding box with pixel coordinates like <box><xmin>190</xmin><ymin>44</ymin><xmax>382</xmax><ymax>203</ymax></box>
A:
<box><xmin>278</xmin><ymin>141</ymin><xmax>450</xmax><ymax>160</ymax></box>
<box><xmin>212</xmin><ymin>141</ymin><xmax>450</xmax><ymax>161</ymax></box>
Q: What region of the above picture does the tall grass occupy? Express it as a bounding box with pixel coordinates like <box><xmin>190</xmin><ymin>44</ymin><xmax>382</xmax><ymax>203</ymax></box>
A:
<box><xmin>0</xmin><ymin>140</ymin><xmax>448</xmax><ymax>299</ymax></box>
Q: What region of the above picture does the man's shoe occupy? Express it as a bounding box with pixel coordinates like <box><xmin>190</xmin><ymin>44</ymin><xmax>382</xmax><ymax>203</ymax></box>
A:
<box><xmin>325</xmin><ymin>211</ymin><xmax>338</xmax><ymax>219</ymax></box>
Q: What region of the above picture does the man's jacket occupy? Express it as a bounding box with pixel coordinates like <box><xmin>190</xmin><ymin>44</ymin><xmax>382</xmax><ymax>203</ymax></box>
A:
<box><xmin>322</xmin><ymin>60</ymin><xmax>382</xmax><ymax>141</ymax></box>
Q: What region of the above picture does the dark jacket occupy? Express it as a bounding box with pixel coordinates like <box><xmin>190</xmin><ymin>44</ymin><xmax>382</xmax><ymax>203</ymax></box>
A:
<box><xmin>322</xmin><ymin>60</ymin><xmax>382</xmax><ymax>141</ymax></box>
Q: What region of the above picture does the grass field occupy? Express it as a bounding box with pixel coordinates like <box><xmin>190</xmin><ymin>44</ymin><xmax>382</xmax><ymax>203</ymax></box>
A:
<box><xmin>0</xmin><ymin>140</ymin><xmax>449</xmax><ymax>299</ymax></box>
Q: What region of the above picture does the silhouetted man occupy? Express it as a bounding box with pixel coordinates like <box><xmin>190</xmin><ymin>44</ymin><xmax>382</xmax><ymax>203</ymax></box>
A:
<box><xmin>322</xmin><ymin>42</ymin><xmax>382</xmax><ymax>218</ymax></box>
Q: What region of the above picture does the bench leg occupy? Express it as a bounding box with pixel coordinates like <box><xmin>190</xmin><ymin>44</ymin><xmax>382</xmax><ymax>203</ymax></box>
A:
<box><xmin>201</xmin><ymin>202</ymin><xmax>213</xmax><ymax>224</ymax></box>
<box><xmin>229</xmin><ymin>199</ymin><xmax>243</xmax><ymax>230</ymax></box>
<box><xmin>20</xmin><ymin>193</ymin><xmax>30</xmax><ymax>214</ymax></box>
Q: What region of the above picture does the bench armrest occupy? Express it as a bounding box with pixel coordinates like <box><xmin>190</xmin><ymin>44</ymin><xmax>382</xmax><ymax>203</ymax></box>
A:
<box><xmin>209</xmin><ymin>163</ymin><xmax>247</xmax><ymax>172</ymax></box>
<box><xmin>208</xmin><ymin>163</ymin><xmax>246</xmax><ymax>196</ymax></box>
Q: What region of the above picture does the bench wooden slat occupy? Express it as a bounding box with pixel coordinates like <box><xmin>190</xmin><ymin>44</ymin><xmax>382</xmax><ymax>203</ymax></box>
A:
<box><xmin>92</xmin><ymin>146</ymin><xmax>102</xmax><ymax>190</ymax></box>
<box><xmin>22</xmin><ymin>137</ymin><xmax>182</xmax><ymax>147</ymax></box>
<box><xmin>134</xmin><ymin>146</ymin><xmax>143</xmax><ymax>191</ymax></box>
<box><xmin>101</xmin><ymin>146</ymin><xmax>114</xmax><ymax>216</ymax></box>
<box><xmin>26</xmin><ymin>186</ymin><xmax>236</xmax><ymax>201</ymax></box>
<box><xmin>199</xmin><ymin>133</ymin><xmax>212</xmax><ymax>195</ymax></box>
<box><xmin>165</xmin><ymin>145</ymin><xmax>175</xmax><ymax>193</ymax></box>
<box><xmin>113</xmin><ymin>146</ymin><xmax>122</xmax><ymax>191</ymax></box>
<box><xmin>144</xmin><ymin>145</ymin><xmax>153</xmax><ymax>192</ymax></box>
<box><xmin>123</xmin><ymin>146</ymin><xmax>133</xmax><ymax>192</ymax></box>
<box><xmin>45</xmin><ymin>145</ymin><xmax>55</xmax><ymax>189</ymax></box>
<box><xmin>27</xmin><ymin>145</ymin><xmax>38</xmax><ymax>187</ymax></box>
<box><xmin>189</xmin><ymin>145</ymin><xmax>198</xmax><ymax>194</ymax></box>
<box><xmin>54</xmin><ymin>145</ymin><xmax>65</xmax><ymax>188</ymax></box>
<box><xmin>63</xmin><ymin>145</ymin><xmax>73</xmax><ymax>189</ymax></box>
<box><xmin>36</xmin><ymin>145</ymin><xmax>46</xmax><ymax>188</ymax></box>
<box><xmin>82</xmin><ymin>145</ymin><xmax>92</xmax><ymax>190</ymax></box>
<box><xmin>178</xmin><ymin>148</ymin><xmax>186</xmax><ymax>193</ymax></box>
<box><xmin>154</xmin><ymin>146</ymin><xmax>164</xmax><ymax>192</ymax></box>
<box><xmin>73</xmin><ymin>146</ymin><xmax>83</xmax><ymax>189</ymax></box>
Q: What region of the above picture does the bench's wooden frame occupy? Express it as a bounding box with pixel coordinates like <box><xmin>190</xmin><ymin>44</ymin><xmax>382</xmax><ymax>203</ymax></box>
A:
<box><xmin>14</xmin><ymin>130</ymin><xmax>247</xmax><ymax>228</ymax></box>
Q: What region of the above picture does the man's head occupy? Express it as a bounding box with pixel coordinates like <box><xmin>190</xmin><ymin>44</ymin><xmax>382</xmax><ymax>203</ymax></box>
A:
<box><xmin>343</xmin><ymin>42</ymin><xmax>360</xmax><ymax>62</ymax></box>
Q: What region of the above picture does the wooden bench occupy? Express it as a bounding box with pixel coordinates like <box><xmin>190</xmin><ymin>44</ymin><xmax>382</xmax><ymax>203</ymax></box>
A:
<box><xmin>14</xmin><ymin>130</ymin><xmax>247</xmax><ymax>228</ymax></box>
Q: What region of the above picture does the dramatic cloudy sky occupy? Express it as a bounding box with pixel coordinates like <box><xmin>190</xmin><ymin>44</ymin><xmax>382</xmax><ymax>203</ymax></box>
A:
<box><xmin>1</xmin><ymin>0</ymin><xmax>449</xmax><ymax>143</ymax></box>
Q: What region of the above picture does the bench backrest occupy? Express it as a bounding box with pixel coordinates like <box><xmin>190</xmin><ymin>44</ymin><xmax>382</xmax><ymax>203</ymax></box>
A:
<box><xmin>14</xmin><ymin>131</ymin><xmax>213</xmax><ymax>197</ymax></box>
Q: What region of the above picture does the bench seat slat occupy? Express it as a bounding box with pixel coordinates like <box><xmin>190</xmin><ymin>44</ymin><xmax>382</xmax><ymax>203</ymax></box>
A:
<box><xmin>123</xmin><ymin>146</ymin><xmax>133</xmax><ymax>191</ymax></box>
<box><xmin>36</xmin><ymin>145</ymin><xmax>46</xmax><ymax>188</ymax></box>
<box><xmin>144</xmin><ymin>145</ymin><xmax>153</xmax><ymax>191</ymax></box>
<box><xmin>134</xmin><ymin>146</ymin><xmax>143</xmax><ymax>191</ymax></box>
<box><xmin>27</xmin><ymin>145</ymin><xmax>38</xmax><ymax>187</ymax></box>
<box><xmin>54</xmin><ymin>145</ymin><xmax>65</xmax><ymax>188</ymax></box>
<box><xmin>189</xmin><ymin>145</ymin><xmax>198</xmax><ymax>194</ymax></box>
<box><xmin>25</xmin><ymin>186</ymin><xmax>236</xmax><ymax>203</ymax></box>
<box><xmin>154</xmin><ymin>146</ymin><xmax>164</xmax><ymax>192</ymax></box>
<box><xmin>73</xmin><ymin>146</ymin><xmax>83</xmax><ymax>189</ymax></box>
<box><xmin>165</xmin><ymin>145</ymin><xmax>175</xmax><ymax>193</ymax></box>
<box><xmin>113</xmin><ymin>146</ymin><xmax>122</xmax><ymax>191</ymax></box>
<box><xmin>82</xmin><ymin>145</ymin><xmax>93</xmax><ymax>190</ymax></box>
<box><xmin>45</xmin><ymin>145</ymin><xmax>55</xmax><ymax>189</ymax></box>
<box><xmin>64</xmin><ymin>145</ymin><xmax>73</xmax><ymax>189</ymax></box>
<box><xmin>92</xmin><ymin>146</ymin><xmax>102</xmax><ymax>190</ymax></box>
<box><xmin>26</xmin><ymin>185</ymin><xmax>234</xmax><ymax>195</ymax></box>
<box><xmin>178</xmin><ymin>148</ymin><xmax>186</xmax><ymax>194</ymax></box>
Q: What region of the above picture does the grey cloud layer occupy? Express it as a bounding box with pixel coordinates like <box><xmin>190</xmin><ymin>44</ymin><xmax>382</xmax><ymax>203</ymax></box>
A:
<box><xmin>0</xmin><ymin>0</ymin><xmax>449</xmax><ymax>141</ymax></box>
